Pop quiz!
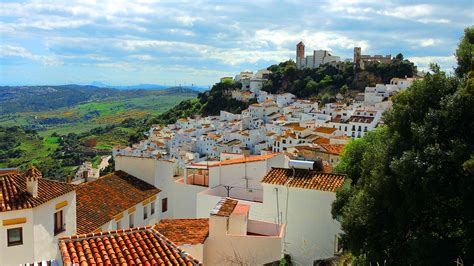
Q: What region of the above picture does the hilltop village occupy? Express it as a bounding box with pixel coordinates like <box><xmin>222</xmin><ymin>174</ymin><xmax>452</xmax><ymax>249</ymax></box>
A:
<box><xmin>0</xmin><ymin>43</ymin><xmax>421</xmax><ymax>266</ymax></box>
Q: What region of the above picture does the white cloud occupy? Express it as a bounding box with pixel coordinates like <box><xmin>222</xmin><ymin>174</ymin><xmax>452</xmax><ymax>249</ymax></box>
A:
<box><xmin>408</xmin><ymin>55</ymin><xmax>456</xmax><ymax>72</ymax></box>
<box><xmin>254</xmin><ymin>29</ymin><xmax>369</xmax><ymax>51</ymax></box>
<box><xmin>175</xmin><ymin>15</ymin><xmax>202</xmax><ymax>26</ymax></box>
<box><xmin>0</xmin><ymin>45</ymin><xmax>61</xmax><ymax>65</ymax></box>
<box><xmin>128</xmin><ymin>54</ymin><xmax>154</xmax><ymax>61</ymax></box>
<box><xmin>419</xmin><ymin>38</ymin><xmax>442</xmax><ymax>47</ymax></box>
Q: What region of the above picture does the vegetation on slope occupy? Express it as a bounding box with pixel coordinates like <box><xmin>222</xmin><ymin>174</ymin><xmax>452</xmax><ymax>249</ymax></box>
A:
<box><xmin>0</xmin><ymin>85</ymin><xmax>197</xmax><ymax>114</ymax></box>
<box><xmin>332</xmin><ymin>28</ymin><xmax>474</xmax><ymax>264</ymax></box>
<box><xmin>262</xmin><ymin>54</ymin><xmax>416</xmax><ymax>100</ymax></box>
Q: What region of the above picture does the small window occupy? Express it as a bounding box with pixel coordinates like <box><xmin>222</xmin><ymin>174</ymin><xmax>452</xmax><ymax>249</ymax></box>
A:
<box><xmin>151</xmin><ymin>201</ymin><xmax>155</xmax><ymax>215</ymax></box>
<box><xmin>129</xmin><ymin>213</ymin><xmax>134</xmax><ymax>228</ymax></box>
<box><xmin>54</xmin><ymin>210</ymin><xmax>65</xmax><ymax>235</ymax></box>
<box><xmin>162</xmin><ymin>198</ymin><xmax>168</xmax><ymax>213</ymax></box>
<box><xmin>335</xmin><ymin>235</ymin><xmax>343</xmax><ymax>254</ymax></box>
<box><xmin>7</xmin><ymin>228</ymin><xmax>23</xmax><ymax>246</ymax></box>
<box><xmin>143</xmin><ymin>205</ymin><xmax>148</xmax><ymax>220</ymax></box>
<box><xmin>116</xmin><ymin>220</ymin><xmax>122</xmax><ymax>230</ymax></box>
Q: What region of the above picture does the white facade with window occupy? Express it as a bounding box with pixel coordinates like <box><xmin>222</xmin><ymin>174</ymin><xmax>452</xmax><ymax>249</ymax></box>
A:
<box><xmin>0</xmin><ymin>191</ymin><xmax>76</xmax><ymax>265</ymax></box>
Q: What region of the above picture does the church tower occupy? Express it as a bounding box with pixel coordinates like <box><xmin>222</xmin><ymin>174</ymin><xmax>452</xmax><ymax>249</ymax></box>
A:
<box><xmin>296</xmin><ymin>41</ymin><xmax>305</xmax><ymax>68</ymax></box>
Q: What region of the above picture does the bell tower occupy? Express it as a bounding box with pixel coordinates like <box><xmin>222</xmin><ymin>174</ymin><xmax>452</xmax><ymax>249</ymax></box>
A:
<box><xmin>296</xmin><ymin>41</ymin><xmax>305</xmax><ymax>68</ymax></box>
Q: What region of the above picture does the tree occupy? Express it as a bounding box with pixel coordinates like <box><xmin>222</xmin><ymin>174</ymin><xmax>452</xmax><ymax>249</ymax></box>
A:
<box><xmin>455</xmin><ymin>27</ymin><xmax>474</xmax><ymax>78</ymax></box>
<box><xmin>332</xmin><ymin>61</ymin><xmax>474</xmax><ymax>264</ymax></box>
<box><xmin>340</xmin><ymin>84</ymin><xmax>349</xmax><ymax>95</ymax></box>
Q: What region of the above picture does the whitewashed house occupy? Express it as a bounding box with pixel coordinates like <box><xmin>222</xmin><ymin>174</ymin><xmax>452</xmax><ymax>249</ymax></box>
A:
<box><xmin>0</xmin><ymin>168</ymin><xmax>76</xmax><ymax>265</ymax></box>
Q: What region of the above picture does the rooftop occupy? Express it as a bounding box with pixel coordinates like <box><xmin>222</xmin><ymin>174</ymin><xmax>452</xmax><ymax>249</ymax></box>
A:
<box><xmin>210</xmin><ymin>197</ymin><xmax>238</xmax><ymax>217</ymax></box>
<box><xmin>0</xmin><ymin>168</ymin><xmax>76</xmax><ymax>212</ymax></box>
<box><xmin>59</xmin><ymin>226</ymin><xmax>199</xmax><ymax>265</ymax></box>
<box><xmin>261</xmin><ymin>168</ymin><xmax>346</xmax><ymax>192</ymax></box>
<box><xmin>191</xmin><ymin>153</ymin><xmax>279</xmax><ymax>168</ymax></box>
<box><xmin>154</xmin><ymin>219</ymin><xmax>209</xmax><ymax>246</ymax></box>
<box><xmin>76</xmin><ymin>170</ymin><xmax>161</xmax><ymax>234</ymax></box>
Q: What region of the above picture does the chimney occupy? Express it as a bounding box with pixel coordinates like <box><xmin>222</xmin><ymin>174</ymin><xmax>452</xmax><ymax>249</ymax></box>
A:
<box><xmin>24</xmin><ymin>167</ymin><xmax>41</xmax><ymax>198</ymax></box>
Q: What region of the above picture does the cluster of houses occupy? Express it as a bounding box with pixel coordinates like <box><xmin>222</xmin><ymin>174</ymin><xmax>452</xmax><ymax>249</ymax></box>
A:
<box><xmin>0</xmin><ymin>62</ymin><xmax>421</xmax><ymax>265</ymax></box>
<box><xmin>113</xmin><ymin>70</ymin><xmax>418</xmax><ymax>170</ymax></box>
<box><xmin>0</xmin><ymin>153</ymin><xmax>346</xmax><ymax>265</ymax></box>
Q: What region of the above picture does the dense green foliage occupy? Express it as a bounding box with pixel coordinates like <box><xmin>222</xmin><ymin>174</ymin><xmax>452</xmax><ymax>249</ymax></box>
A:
<box><xmin>262</xmin><ymin>55</ymin><xmax>416</xmax><ymax>99</ymax></box>
<box><xmin>332</xmin><ymin>57</ymin><xmax>474</xmax><ymax>265</ymax></box>
<box><xmin>0</xmin><ymin>116</ymin><xmax>145</xmax><ymax>180</ymax></box>
<box><xmin>456</xmin><ymin>26</ymin><xmax>474</xmax><ymax>78</ymax></box>
<box><xmin>148</xmin><ymin>80</ymin><xmax>250</xmax><ymax>126</ymax></box>
<box><xmin>198</xmin><ymin>80</ymin><xmax>252</xmax><ymax>116</ymax></box>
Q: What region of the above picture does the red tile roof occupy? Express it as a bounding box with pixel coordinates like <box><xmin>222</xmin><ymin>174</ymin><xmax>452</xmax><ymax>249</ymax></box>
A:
<box><xmin>210</xmin><ymin>197</ymin><xmax>238</xmax><ymax>216</ymax></box>
<box><xmin>261</xmin><ymin>168</ymin><xmax>346</xmax><ymax>192</ymax></box>
<box><xmin>76</xmin><ymin>171</ymin><xmax>161</xmax><ymax>234</ymax></box>
<box><xmin>320</xmin><ymin>144</ymin><xmax>346</xmax><ymax>155</ymax></box>
<box><xmin>154</xmin><ymin>219</ymin><xmax>209</xmax><ymax>246</ymax></box>
<box><xmin>0</xmin><ymin>168</ymin><xmax>76</xmax><ymax>212</ymax></box>
<box><xmin>59</xmin><ymin>226</ymin><xmax>199</xmax><ymax>265</ymax></box>
<box><xmin>314</xmin><ymin>127</ymin><xmax>337</xmax><ymax>134</ymax></box>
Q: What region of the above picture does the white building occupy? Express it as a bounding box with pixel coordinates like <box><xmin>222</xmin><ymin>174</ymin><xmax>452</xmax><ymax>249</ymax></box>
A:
<box><xmin>156</xmin><ymin>198</ymin><xmax>283</xmax><ymax>265</ymax></box>
<box><xmin>0</xmin><ymin>168</ymin><xmax>76</xmax><ymax>265</ymax></box>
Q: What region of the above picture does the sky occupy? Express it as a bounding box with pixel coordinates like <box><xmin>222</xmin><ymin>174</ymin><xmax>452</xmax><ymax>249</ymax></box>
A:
<box><xmin>0</xmin><ymin>0</ymin><xmax>472</xmax><ymax>86</ymax></box>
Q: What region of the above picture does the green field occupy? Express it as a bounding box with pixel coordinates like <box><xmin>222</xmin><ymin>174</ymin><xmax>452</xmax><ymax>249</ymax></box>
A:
<box><xmin>0</xmin><ymin>94</ymin><xmax>195</xmax><ymax>136</ymax></box>
<box><xmin>0</xmin><ymin>92</ymin><xmax>196</xmax><ymax>178</ymax></box>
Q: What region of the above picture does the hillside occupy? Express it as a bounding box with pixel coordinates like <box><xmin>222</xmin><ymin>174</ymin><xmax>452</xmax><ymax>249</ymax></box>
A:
<box><xmin>263</xmin><ymin>54</ymin><xmax>417</xmax><ymax>100</ymax></box>
<box><xmin>0</xmin><ymin>85</ymin><xmax>197</xmax><ymax>114</ymax></box>
<box><xmin>0</xmin><ymin>85</ymin><xmax>198</xmax><ymax>179</ymax></box>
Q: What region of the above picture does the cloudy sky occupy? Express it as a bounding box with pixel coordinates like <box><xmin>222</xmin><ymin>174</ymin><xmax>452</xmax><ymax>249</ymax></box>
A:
<box><xmin>0</xmin><ymin>0</ymin><xmax>472</xmax><ymax>86</ymax></box>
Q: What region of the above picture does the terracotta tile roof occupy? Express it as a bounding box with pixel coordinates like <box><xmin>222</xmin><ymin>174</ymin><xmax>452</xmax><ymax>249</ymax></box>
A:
<box><xmin>313</xmin><ymin>137</ymin><xmax>330</xmax><ymax>144</ymax></box>
<box><xmin>314</xmin><ymin>127</ymin><xmax>337</xmax><ymax>134</ymax></box>
<box><xmin>284</xmin><ymin>122</ymin><xmax>307</xmax><ymax>131</ymax></box>
<box><xmin>210</xmin><ymin>197</ymin><xmax>238</xmax><ymax>216</ymax></box>
<box><xmin>59</xmin><ymin>226</ymin><xmax>199</xmax><ymax>265</ymax></box>
<box><xmin>0</xmin><ymin>168</ymin><xmax>19</xmax><ymax>175</ymax></box>
<box><xmin>76</xmin><ymin>171</ymin><xmax>161</xmax><ymax>234</ymax></box>
<box><xmin>154</xmin><ymin>219</ymin><xmax>209</xmax><ymax>246</ymax></box>
<box><xmin>261</xmin><ymin>168</ymin><xmax>346</xmax><ymax>192</ymax></box>
<box><xmin>320</xmin><ymin>144</ymin><xmax>346</xmax><ymax>155</ymax></box>
<box><xmin>0</xmin><ymin>168</ymin><xmax>76</xmax><ymax>212</ymax></box>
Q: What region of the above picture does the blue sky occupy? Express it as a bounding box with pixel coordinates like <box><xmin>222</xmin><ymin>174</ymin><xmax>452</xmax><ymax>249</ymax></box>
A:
<box><xmin>0</xmin><ymin>0</ymin><xmax>472</xmax><ymax>86</ymax></box>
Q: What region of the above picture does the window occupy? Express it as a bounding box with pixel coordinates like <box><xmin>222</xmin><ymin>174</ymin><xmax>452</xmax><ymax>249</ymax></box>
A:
<box><xmin>334</xmin><ymin>235</ymin><xmax>343</xmax><ymax>254</ymax></box>
<box><xmin>7</xmin><ymin>228</ymin><xmax>23</xmax><ymax>246</ymax></box>
<box><xmin>54</xmin><ymin>210</ymin><xmax>65</xmax><ymax>235</ymax></box>
<box><xmin>129</xmin><ymin>213</ymin><xmax>134</xmax><ymax>228</ymax></box>
<box><xmin>143</xmin><ymin>205</ymin><xmax>148</xmax><ymax>220</ymax></box>
<box><xmin>151</xmin><ymin>201</ymin><xmax>155</xmax><ymax>215</ymax></box>
<box><xmin>162</xmin><ymin>198</ymin><xmax>168</xmax><ymax>213</ymax></box>
<box><xmin>116</xmin><ymin>220</ymin><xmax>122</xmax><ymax>230</ymax></box>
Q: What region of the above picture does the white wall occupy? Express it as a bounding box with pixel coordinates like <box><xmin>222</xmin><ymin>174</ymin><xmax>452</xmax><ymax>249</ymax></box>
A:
<box><xmin>115</xmin><ymin>156</ymin><xmax>156</xmax><ymax>186</ymax></box>
<box><xmin>180</xmin><ymin>244</ymin><xmax>204</xmax><ymax>263</ymax></box>
<box><xmin>0</xmin><ymin>209</ymin><xmax>34</xmax><ymax>265</ymax></box>
<box><xmin>99</xmin><ymin>197</ymin><xmax>159</xmax><ymax>232</ymax></box>
<box><xmin>172</xmin><ymin>181</ymin><xmax>209</xmax><ymax>218</ymax></box>
<box><xmin>204</xmin><ymin>215</ymin><xmax>282</xmax><ymax>265</ymax></box>
<box><xmin>33</xmin><ymin>192</ymin><xmax>76</xmax><ymax>261</ymax></box>
<box><xmin>262</xmin><ymin>184</ymin><xmax>342</xmax><ymax>265</ymax></box>
<box><xmin>0</xmin><ymin>191</ymin><xmax>76</xmax><ymax>265</ymax></box>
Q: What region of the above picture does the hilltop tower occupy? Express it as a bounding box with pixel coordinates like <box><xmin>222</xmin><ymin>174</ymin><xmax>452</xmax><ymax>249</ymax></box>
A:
<box><xmin>296</xmin><ymin>41</ymin><xmax>305</xmax><ymax>68</ymax></box>
<box><xmin>354</xmin><ymin>47</ymin><xmax>361</xmax><ymax>70</ymax></box>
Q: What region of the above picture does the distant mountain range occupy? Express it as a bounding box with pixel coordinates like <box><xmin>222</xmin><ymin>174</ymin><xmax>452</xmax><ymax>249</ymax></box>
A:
<box><xmin>90</xmin><ymin>81</ymin><xmax>208</xmax><ymax>91</ymax></box>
